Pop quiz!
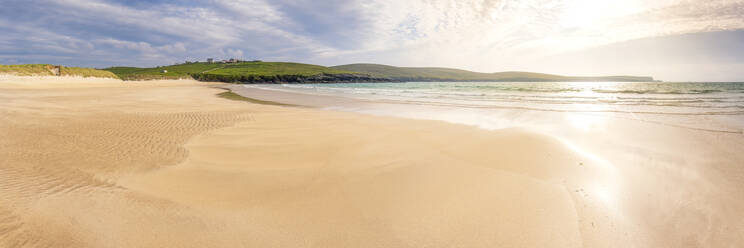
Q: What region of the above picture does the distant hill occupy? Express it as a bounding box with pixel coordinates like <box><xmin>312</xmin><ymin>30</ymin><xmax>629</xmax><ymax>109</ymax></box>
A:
<box><xmin>0</xmin><ymin>64</ymin><xmax>119</xmax><ymax>79</ymax></box>
<box><xmin>104</xmin><ymin>62</ymin><xmax>387</xmax><ymax>83</ymax></box>
<box><xmin>102</xmin><ymin>61</ymin><xmax>655</xmax><ymax>83</ymax></box>
<box><xmin>331</xmin><ymin>63</ymin><xmax>655</xmax><ymax>82</ymax></box>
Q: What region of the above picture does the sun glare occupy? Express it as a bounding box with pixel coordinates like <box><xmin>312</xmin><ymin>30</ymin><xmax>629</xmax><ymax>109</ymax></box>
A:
<box><xmin>592</xmin><ymin>184</ymin><xmax>618</xmax><ymax>207</ymax></box>
<box><xmin>559</xmin><ymin>0</ymin><xmax>644</xmax><ymax>28</ymax></box>
<box><xmin>559</xmin><ymin>138</ymin><xmax>621</xmax><ymax>210</ymax></box>
<box><xmin>566</xmin><ymin>112</ymin><xmax>607</xmax><ymax>132</ymax></box>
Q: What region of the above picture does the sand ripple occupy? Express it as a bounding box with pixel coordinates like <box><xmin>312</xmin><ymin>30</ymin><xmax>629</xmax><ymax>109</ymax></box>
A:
<box><xmin>0</xmin><ymin>82</ymin><xmax>252</xmax><ymax>247</ymax></box>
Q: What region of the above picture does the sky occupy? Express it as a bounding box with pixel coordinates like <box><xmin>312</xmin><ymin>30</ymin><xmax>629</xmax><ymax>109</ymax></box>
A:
<box><xmin>1</xmin><ymin>0</ymin><xmax>743</xmax><ymax>81</ymax></box>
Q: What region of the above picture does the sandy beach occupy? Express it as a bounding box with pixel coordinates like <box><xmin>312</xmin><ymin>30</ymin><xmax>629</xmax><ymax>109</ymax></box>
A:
<box><xmin>1</xmin><ymin>77</ymin><xmax>742</xmax><ymax>247</ymax></box>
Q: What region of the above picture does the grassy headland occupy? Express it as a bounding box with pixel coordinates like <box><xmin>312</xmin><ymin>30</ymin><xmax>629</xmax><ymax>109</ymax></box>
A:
<box><xmin>104</xmin><ymin>63</ymin><xmax>219</xmax><ymax>80</ymax></box>
<box><xmin>3</xmin><ymin>62</ymin><xmax>655</xmax><ymax>83</ymax></box>
<box><xmin>0</xmin><ymin>64</ymin><xmax>119</xmax><ymax>79</ymax></box>
<box><xmin>102</xmin><ymin>61</ymin><xmax>656</xmax><ymax>83</ymax></box>
<box><xmin>104</xmin><ymin>62</ymin><xmax>388</xmax><ymax>83</ymax></box>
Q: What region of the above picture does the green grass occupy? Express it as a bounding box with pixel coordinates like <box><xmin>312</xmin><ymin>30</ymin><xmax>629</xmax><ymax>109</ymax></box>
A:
<box><xmin>103</xmin><ymin>63</ymin><xmax>217</xmax><ymax>80</ymax></box>
<box><xmin>0</xmin><ymin>64</ymin><xmax>56</xmax><ymax>76</ymax></box>
<box><xmin>332</xmin><ymin>63</ymin><xmax>655</xmax><ymax>82</ymax></box>
<box><xmin>60</xmin><ymin>66</ymin><xmax>119</xmax><ymax>78</ymax></box>
<box><xmin>0</xmin><ymin>64</ymin><xmax>119</xmax><ymax>78</ymax></box>
<box><xmin>216</xmin><ymin>88</ymin><xmax>297</xmax><ymax>106</ymax></box>
<box><xmin>104</xmin><ymin>62</ymin><xmax>358</xmax><ymax>81</ymax></box>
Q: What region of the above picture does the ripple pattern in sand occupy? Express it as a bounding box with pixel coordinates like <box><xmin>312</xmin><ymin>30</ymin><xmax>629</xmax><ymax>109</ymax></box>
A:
<box><xmin>0</xmin><ymin>108</ymin><xmax>252</xmax><ymax>246</ymax></box>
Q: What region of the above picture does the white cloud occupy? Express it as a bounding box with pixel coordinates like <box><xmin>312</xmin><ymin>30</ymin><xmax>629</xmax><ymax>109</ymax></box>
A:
<box><xmin>325</xmin><ymin>0</ymin><xmax>744</xmax><ymax>72</ymax></box>
<box><xmin>95</xmin><ymin>39</ymin><xmax>186</xmax><ymax>55</ymax></box>
<box><xmin>3</xmin><ymin>0</ymin><xmax>744</xmax><ymax>79</ymax></box>
<box><xmin>223</xmin><ymin>48</ymin><xmax>245</xmax><ymax>59</ymax></box>
<box><xmin>211</xmin><ymin>0</ymin><xmax>285</xmax><ymax>22</ymax></box>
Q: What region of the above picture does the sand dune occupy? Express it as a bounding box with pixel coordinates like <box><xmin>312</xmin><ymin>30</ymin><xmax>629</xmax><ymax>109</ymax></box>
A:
<box><xmin>0</xmin><ymin>78</ymin><xmax>741</xmax><ymax>247</ymax></box>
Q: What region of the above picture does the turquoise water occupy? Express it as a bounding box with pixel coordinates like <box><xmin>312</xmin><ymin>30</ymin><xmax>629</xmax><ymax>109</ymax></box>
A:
<box><xmin>269</xmin><ymin>81</ymin><xmax>744</xmax><ymax>116</ymax></box>
<box><xmin>246</xmin><ymin>81</ymin><xmax>744</xmax><ymax>133</ymax></box>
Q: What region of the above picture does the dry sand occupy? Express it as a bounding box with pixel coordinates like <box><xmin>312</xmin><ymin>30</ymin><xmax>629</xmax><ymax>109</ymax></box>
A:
<box><xmin>0</xmin><ymin>77</ymin><xmax>742</xmax><ymax>247</ymax></box>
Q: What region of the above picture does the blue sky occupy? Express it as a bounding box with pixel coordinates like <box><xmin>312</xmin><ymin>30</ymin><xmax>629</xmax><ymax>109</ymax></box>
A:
<box><xmin>1</xmin><ymin>0</ymin><xmax>744</xmax><ymax>81</ymax></box>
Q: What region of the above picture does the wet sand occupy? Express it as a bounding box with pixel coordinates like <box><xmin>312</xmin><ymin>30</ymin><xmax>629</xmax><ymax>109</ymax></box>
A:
<box><xmin>1</xmin><ymin>78</ymin><xmax>742</xmax><ymax>247</ymax></box>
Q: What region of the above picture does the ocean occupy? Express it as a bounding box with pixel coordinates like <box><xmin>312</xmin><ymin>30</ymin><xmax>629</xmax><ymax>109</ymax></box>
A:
<box><xmin>247</xmin><ymin>81</ymin><xmax>744</xmax><ymax>134</ymax></box>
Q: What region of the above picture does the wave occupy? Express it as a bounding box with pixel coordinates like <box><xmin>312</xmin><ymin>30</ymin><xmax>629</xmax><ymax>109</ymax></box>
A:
<box><xmin>448</xmin><ymin>86</ymin><xmax>584</xmax><ymax>93</ymax></box>
<box><xmin>278</xmin><ymin>82</ymin><xmax>744</xmax><ymax>96</ymax></box>
<box><xmin>592</xmin><ymin>89</ymin><xmax>723</xmax><ymax>94</ymax></box>
<box><xmin>381</xmin><ymin>99</ymin><xmax>744</xmax><ymax>116</ymax></box>
<box><xmin>370</xmin><ymin>90</ymin><xmax>744</xmax><ymax>106</ymax></box>
<box><xmin>396</xmin><ymin>96</ymin><xmax>744</xmax><ymax>109</ymax></box>
<box><xmin>260</xmin><ymin>83</ymin><xmax>744</xmax><ymax>115</ymax></box>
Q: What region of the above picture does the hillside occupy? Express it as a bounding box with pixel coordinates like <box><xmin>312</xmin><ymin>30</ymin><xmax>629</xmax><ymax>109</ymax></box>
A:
<box><xmin>104</xmin><ymin>63</ymin><xmax>219</xmax><ymax>80</ymax></box>
<box><xmin>104</xmin><ymin>62</ymin><xmax>389</xmax><ymax>83</ymax></box>
<box><xmin>0</xmin><ymin>64</ymin><xmax>119</xmax><ymax>79</ymax></box>
<box><xmin>102</xmin><ymin>61</ymin><xmax>656</xmax><ymax>83</ymax></box>
<box><xmin>332</xmin><ymin>63</ymin><xmax>655</xmax><ymax>82</ymax></box>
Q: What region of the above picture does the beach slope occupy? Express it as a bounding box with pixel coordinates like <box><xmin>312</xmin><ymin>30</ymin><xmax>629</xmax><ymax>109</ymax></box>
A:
<box><xmin>1</xmin><ymin>77</ymin><xmax>737</xmax><ymax>247</ymax></box>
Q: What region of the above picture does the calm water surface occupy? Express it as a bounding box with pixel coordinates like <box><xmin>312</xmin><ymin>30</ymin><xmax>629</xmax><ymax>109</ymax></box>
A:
<box><xmin>250</xmin><ymin>81</ymin><xmax>744</xmax><ymax>133</ymax></box>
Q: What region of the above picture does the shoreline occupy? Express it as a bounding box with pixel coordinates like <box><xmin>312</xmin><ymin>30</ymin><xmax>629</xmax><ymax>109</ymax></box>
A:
<box><xmin>1</xmin><ymin>77</ymin><xmax>742</xmax><ymax>247</ymax></box>
<box><xmin>228</xmin><ymin>84</ymin><xmax>744</xmax><ymax>134</ymax></box>
<box><xmin>227</xmin><ymin>83</ymin><xmax>744</xmax><ymax>246</ymax></box>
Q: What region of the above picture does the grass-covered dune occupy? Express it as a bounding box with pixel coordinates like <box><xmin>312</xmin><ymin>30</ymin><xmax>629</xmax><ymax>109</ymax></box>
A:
<box><xmin>0</xmin><ymin>64</ymin><xmax>119</xmax><ymax>79</ymax></box>
<box><xmin>332</xmin><ymin>63</ymin><xmax>655</xmax><ymax>82</ymax></box>
<box><xmin>104</xmin><ymin>62</ymin><xmax>389</xmax><ymax>83</ymax></box>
